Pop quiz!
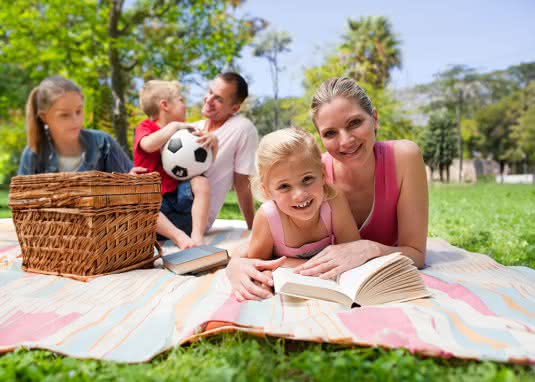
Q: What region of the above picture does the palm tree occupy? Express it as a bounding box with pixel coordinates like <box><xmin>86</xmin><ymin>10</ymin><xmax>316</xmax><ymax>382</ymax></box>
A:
<box><xmin>340</xmin><ymin>16</ymin><xmax>401</xmax><ymax>88</ymax></box>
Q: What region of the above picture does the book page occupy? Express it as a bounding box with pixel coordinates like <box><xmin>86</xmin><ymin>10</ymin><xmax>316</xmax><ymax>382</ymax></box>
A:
<box><xmin>272</xmin><ymin>268</ymin><xmax>346</xmax><ymax>295</ymax></box>
<box><xmin>337</xmin><ymin>253</ymin><xmax>402</xmax><ymax>299</ymax></box>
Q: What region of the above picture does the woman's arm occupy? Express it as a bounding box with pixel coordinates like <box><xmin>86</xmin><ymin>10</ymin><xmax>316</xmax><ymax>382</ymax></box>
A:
<box><xmin>329</xmin><ymin>186</ymin><xmax>361</xmax><ymax>244</ymax></box>
<box><xmin>296</xmin><ymin>140</ymin><xmax>428</xmax><ymax>278</ymax></box>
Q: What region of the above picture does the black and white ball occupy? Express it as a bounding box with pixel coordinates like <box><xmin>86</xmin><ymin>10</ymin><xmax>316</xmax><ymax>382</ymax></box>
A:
<box><xmin>161</xmin><ymin>128</ymin><xmax>213</xmax><ymax>180</ymax></box>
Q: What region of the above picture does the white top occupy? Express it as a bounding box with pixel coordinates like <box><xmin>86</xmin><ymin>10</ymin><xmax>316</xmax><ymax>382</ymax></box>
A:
<box><xmin>57</xmin><ymin>153</ymin><xmax>83</xmax><ymax>172</ymax></box>
<box><xmin>191</xmin><ymin>114</ymin><xmax>258</xmax><ymax>229</ymax></box>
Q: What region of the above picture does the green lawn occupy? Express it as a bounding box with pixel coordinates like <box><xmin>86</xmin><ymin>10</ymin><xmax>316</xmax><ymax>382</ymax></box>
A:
<box><xmin>0</xmin><ymin>183</ymin><xmax>534</xmax><ymax>381</ymax></box>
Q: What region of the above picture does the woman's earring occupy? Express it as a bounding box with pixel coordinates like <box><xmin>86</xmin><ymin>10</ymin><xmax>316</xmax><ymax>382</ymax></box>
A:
<box><xmin>44</xmin><ymin>124</ymin><xmax>49</xmax><ymax>130</ymax></box>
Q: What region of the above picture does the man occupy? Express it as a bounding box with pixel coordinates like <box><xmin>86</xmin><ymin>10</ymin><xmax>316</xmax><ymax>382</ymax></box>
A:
<box><xmin>191</xmin><ymin>72</ymin><xmax>258</xmax><ymax>230</ymax></box>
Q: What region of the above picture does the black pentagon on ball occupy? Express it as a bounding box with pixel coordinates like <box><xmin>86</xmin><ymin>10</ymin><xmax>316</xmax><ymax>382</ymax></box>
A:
<box><xmin>185</xmin><ymin>127</ymin><xmax>196</xmax><ymax>134</ymax></box>
<box><xmin>194</xmin><ymin>147</ymin><xmax>208</xmax><ymax>163</ymax></box>
<box><xmin>167</xmin><ymin>137</ymin><xmax>183</xmax><ymax>153</ymax></box>
<box><xmin>172</xmin><ymin>165</ymin><xmax>188</xmax><ymax>178</ymax></box>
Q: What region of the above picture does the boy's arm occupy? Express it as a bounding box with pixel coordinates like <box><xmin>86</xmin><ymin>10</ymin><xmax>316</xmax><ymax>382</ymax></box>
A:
<box><xmin>139</xmin><ymin>121</ymin><xmax>188</xmax><ymax>153</ymax></box>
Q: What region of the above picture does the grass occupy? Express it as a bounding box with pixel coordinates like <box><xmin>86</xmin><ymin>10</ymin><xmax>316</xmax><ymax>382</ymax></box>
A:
<box><xmin>0</xmin><ymin>183</ymin><xmax>534</xmax><ymax>381</ymax></box>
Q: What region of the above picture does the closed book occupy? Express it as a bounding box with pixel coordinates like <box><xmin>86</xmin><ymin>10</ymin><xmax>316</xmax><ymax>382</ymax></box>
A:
<box><xmin>162</xmin><ymin>245</ymin><xmax>229</xmax><ymax>275</ymax></box>
<box><xmin>273</xmin><ymin>252</ymin><xmax>430</xmax><ymax>308</ymax></box>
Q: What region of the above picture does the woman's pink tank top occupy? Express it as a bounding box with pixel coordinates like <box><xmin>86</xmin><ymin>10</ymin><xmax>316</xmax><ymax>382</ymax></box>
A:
<box><xmin>322</xmin><ymin>141</ymin><xmax>399</xmax><ymax>246</ymax></box>
<box><xmin>262</xmin><ymin>200</ymin><xmax>335</xmax><ymax>259</ymax></box>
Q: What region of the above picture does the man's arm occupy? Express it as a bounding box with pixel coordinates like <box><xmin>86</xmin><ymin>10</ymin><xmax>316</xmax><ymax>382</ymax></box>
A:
<box><xmin>233</xmin><ymin>172</ymin><xmax>255</xmax><ymax>229</ymax></box>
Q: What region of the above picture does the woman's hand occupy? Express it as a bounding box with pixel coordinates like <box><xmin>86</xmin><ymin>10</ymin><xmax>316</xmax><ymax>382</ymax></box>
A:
<box><xmin>294</xmin><ymin>240</ymin><xmax>378</xmax><ymax>280</ymax></box>
<box><xmin>193</xmin><ymin>130</ymin><xmax>219</xmax><ymax>159</ymax></box>
<box><xmin>226</xmin><ymin>256</ymin><xmax>286</xmax><ymax>302</ymax></box>
<box><xmin>129</xmin><ymin>166</ymin><xmax>148</xmax><ymax>175</ymax></box>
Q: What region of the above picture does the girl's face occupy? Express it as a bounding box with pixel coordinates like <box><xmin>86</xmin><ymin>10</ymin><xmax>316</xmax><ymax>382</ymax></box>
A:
<box><xmin>40</xmin><ymin>92</ymin><xmax>84</xmax><ymax>145</ymax></box>
<box><xmin>264</xmin><ymin>152</ymin><xmax>326</xmax><ymax>222</ymax></box>
<box><xmin>315</xmin><ymin>96</ymin><xmax>378</xmax><ymax>167</ymax></box>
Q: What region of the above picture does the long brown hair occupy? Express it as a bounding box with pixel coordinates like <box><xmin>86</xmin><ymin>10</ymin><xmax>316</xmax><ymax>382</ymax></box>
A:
<box><xmin>25</xmin><ymin>75</ymin><xmax>83</xmax><ymax>153</ymax></box>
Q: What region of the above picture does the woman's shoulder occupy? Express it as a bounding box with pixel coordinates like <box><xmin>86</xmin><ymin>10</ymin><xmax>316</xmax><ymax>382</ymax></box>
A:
<box><xmin>389</xmin><ymin>139</ymin><xmax>423</xmax><ymax>164</ymax></box>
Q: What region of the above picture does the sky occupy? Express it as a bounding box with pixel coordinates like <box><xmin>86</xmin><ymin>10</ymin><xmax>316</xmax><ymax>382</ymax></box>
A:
<box><xmin>212</xmin><ymin>0</ymin><xmax>535</xmax><ymax>100</ymax></box>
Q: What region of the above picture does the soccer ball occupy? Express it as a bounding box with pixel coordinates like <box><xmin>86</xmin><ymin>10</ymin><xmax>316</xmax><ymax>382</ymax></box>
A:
<box><xmin>161</xmin><ymin>128</ymin><xmax>213</xmax><ymax>180</ymax></box>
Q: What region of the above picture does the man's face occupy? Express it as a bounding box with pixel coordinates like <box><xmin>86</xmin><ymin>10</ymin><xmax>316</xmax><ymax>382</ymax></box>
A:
<box><xmin>202</xmin><ymin>77</ymin><xmax>240</xmax><ymax>121</ymax></box>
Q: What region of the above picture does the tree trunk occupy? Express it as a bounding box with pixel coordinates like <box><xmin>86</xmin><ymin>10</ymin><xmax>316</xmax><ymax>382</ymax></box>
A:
<box><xmin>108</xmin><ymin>0</ymin><xmax>129</xmax><ymax>153</ymax></box>
<box><xmin>499</xmin><ymin>160</ymin><xmax>505</xmax><ymax>184</ymax></box>
<box><xmin>439</xmin><ymin>164</ymin><xmax>444</xmax><ymax>182</ymax></box>
<box><xmin>446</xmin><ymin>165</ymin><xmax>450</xmax><ymax>183</ymax></box>
<box><xmin>456</xmin><ymin>89</ymin><xmax>463</xmax><ymax>183</ymax></box>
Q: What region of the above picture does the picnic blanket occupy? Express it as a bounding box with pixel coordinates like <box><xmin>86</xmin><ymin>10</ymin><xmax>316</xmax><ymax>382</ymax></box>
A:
<box><xmin>0</xmin><ymin>218</ymin><xmax>534</xmax><ymax>364</ymax></box>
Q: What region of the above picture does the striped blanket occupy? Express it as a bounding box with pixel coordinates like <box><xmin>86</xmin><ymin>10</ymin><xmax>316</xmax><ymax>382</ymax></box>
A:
<box><xmin>0</xmin><ymin>218</ymin><xmax>534</xmax><ymax>364</ymax></box>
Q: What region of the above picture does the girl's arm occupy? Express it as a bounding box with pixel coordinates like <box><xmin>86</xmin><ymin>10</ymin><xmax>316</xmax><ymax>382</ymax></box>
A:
<box><xmin>247</xmin><ymin>208</ymin><xmax>275</xmax><ymax>260</ymax></box>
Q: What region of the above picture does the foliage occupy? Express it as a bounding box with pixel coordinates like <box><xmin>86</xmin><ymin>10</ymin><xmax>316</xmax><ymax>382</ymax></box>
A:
<box><xmin>0</xmin><ymin>114</ymin><xmax>26</xmax><ymax>183</ymax></box>
<box><xmin>243</xmin><ymin>96</ymin><xmax>301</xmax><ymax>136</ymax></box>
<box><xmin>421</xmin><ymin>111</ymin><xmax>458</xmax><ymax>182</ymax></box>
<box><xmin>475</xmin><ymin>93</ymin><xmax>523</xmax><ymax>173</ymax></box>
<box><xmin>0</xmin><ymin>0</ymin><xmax>262</xmax><ymax>149</ymax></box>
<box><xmin>252</xmin><ymin>29</ymin><xmax>292</xmax><ymax>130</ymax></box>
<box><xmin>340</xmin><ymin>16</ymin><xmax>401</xmax><ymax>88</ymax></box>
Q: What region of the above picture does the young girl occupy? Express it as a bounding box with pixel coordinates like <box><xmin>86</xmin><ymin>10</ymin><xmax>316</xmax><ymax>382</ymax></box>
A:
<box><xmin>246</xmin><ymin>127</ymin><xmax>360</xmax><ymax>275</ymax></box>
<box><xmin>18</xmin><ymin>74</ymin><xmax>195</xmax><ymax>249</ymax></box>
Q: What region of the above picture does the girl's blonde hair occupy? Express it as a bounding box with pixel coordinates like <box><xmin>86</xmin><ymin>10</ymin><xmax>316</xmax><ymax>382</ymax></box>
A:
<box><xmin>25</xmin><ymin>75</ymin><xmax>83</xmax><ymax>153</ymax></box>
<box><xmin>139</xmin><ymin>80</ymin><xmax>182</xmax><ymax>119</ymax></box>
<box><xmin>310</xmin><ymin>77</ymin><xmax>373</xmax><ymax>126</ymax></box>
<box><xmin>251</xmin><ymin>127</ymin><xmax>336</xmax><ymax>201</ymax></box>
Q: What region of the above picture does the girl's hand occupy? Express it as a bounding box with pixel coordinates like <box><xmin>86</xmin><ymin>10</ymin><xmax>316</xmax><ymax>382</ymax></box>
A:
<box><xmin>193</xmin><ymin>130</ymin><xmax>219</xmax><ymax>159</ymax></box>
<box><xmin>129</xmin><ymin>166</ymin><xmax>148</xmax><ymax>175</ymax></box>
<box><xmin>226</xmin><ymin>256</ymin><xmax>286</xmax><ymax>302</ymax></box>
<box><xmin>294</xmin><ymin>241</ymin><xmax>377</xmax><ymax>280</ymax></box>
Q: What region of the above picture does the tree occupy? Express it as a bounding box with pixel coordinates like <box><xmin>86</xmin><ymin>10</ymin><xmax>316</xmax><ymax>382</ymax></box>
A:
<box><xmin>421</xmin><ymin>111</ymin><xmax>458</xmax><ymax>182</ymax></box>
<box><xmin>340</xmin><ymin>16</ymin><xmax>401</xmax><ymax>88</ymax></box>
<box><xmin>252</xmin><ymin>30</ymin><xmax>292</xmax><ymax>130</ymax></box>
<box><xmin>0</xmin><ymin>0</ymin><xmax>262</xmax><ymax>150</ymax></box>
<box><xmin>427</xmin><ymin>65</ymin><xmax>482</xmax><ymax>181</ymax></box>
<box><xmin>244</xmin><ymin>96</ymin><xmax>300</xmax><ymax>137</ymax></box>
<box><xmin>475</xmin><ymin>94</ymin><xmax>522</xmax><ymax>179</ymax></box>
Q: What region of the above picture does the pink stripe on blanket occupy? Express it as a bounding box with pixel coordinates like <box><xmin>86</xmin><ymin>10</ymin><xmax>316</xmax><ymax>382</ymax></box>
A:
<box><xmin>338</xmin><ymin>307</ymin><xmax>443</xmax><ymax>354</ymax></box>
<box><xmin>208</xmin><ymin>296</ymin><xmax>242</xmax><ymax>323</ymax></box>
<box><xmin>0</xmin><ymin>245</ymin><xmax>19</xmax><ymax>254</ymax></box>
<box><xmin>0</xmin><ymin>311</ymin><xmax>80</xmax><ymax>345</ymax></box>
<box><xmin>422</xmin><ymin>274</ymin><xmax>495</xmax><ymax>316</ymax></box>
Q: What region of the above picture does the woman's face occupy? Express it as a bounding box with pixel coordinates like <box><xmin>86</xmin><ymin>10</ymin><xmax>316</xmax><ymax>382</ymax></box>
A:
<box><xmin>40</xmin><ymin>92</ymin><xmax>84</xmax><ymax>145</ymax></box>
<box><xmin>315</xmin><ymin>96</ymin><xmax>378</xmax><ymax>167</ymax></box>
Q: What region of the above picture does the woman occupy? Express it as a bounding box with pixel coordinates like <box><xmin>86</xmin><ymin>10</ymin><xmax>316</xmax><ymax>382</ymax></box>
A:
<box><xmin>18</xmin><ymin>75</ymin><xmax>192</xmax><ymax>248</ymax></box>
<box><xmin>227</xmin><ymin>77</ymin><xmax>428</xmax><ymax>301</ymax></box>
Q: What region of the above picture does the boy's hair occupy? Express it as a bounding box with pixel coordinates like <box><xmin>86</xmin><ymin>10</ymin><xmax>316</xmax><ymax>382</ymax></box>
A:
<box><xmin>251</xmin><ymin>127</ymin><xmax>336</xmax><ymax>202</ymax></box>
<box><xmin>217</xmin><ymin>72</ymin><xmax>248</xmax><ymax>104</ymax></box>
<box><xmin>26</xmin><ymin>75</ymin><xmax>83</xmax><ymax>154</ymax></box>
<box><xmin>139</xmin><ymin>80</ymin><xmax>182</xmax><ymax>119</ymax></box>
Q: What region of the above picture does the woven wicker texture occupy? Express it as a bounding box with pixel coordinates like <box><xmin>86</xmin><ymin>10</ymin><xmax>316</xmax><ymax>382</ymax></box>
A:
<box><xmin>9</xmin><ymin>171</ymin><xmax>162</xmax><ymax>281</ymax></box>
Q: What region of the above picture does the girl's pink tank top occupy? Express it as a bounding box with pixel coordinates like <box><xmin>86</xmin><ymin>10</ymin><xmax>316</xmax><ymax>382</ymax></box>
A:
<box><xmin>322</xmin><ymin>141</ymin><xmax>399</xmax><ymax>246</ymax></box>
<box><xmin>262</xmin><ymin>200</ymin><xmax>335</xmax><ymax>259</ymax></box>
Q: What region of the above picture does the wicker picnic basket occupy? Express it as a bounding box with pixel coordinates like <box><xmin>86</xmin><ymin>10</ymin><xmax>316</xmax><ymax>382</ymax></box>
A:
<box><xmin>8</xmin><ymin>171</ymin><xmax>163</xmax><ymax>281</ymax></box>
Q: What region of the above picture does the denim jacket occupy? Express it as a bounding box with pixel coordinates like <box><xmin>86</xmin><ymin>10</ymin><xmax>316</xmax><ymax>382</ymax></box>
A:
<box><xmin>18</xmin><ymin>129</ymin><xmax>133</xmax><ymax>175</ymax></box>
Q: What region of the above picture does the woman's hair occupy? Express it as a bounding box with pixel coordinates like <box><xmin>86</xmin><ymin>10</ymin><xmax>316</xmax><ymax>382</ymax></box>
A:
<box><xmin>251</xmin><ymin>127</ymin><xmax>336</xmax><ymax>201</ymax></box>
<box><xmin>25</xmin><ymin>75</ymin><xmax>83</xmax><ymax>153</ymax></box>
<box><xmin>139</xmin><ymin>80</ymin><xmax>182</xmax><ymax>119</ymax></box>
<box><xmin>310</xmin><ymin>77</ymin><xmax>374</xmax><ymax>125</ymax></box>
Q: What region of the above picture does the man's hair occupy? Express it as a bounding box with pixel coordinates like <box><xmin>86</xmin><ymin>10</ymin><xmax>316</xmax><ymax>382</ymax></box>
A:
<box><xmin>217</xmin><ymin>72</ymin><xmax>248</xmax><ymax>104</ymax></box>
<box><xmin>139</xmin><ymin>80</ymin><xmax>182</xmax><ymax>119</ymax></box>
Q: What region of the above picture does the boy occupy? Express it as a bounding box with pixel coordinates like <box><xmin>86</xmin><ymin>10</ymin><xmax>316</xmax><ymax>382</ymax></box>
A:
<box><xmin>134</xmin><ymin>80</ymin><xmax>217</xmax><ymax>248</ymax></box>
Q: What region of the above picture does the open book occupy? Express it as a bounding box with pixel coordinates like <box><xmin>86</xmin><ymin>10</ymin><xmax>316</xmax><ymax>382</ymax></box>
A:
<box><xmin>162</xmin><ymin>245</ymin><xmax>229</xmax><ymax>275</ymax></box>
<box><xmin>272</xmin><ymin>253</ymin><xmax>430</xmax><ymax>308</ymax></box>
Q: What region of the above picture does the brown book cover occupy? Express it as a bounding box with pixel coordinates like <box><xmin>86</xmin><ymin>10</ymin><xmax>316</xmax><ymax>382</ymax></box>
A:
<box><xmin>162</xmin><ymin>245</ymin><xmax>229</xmax><ymax>275</ymax></box>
